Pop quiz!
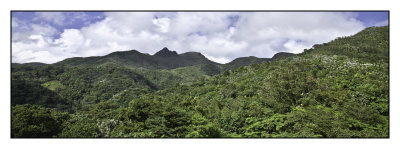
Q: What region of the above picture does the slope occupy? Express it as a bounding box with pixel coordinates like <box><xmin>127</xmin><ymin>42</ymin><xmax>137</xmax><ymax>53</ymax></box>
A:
<box><xmin>11</xmin><ymin>47</ymin><xmax>293</xmax><ymax>111</ymax></box>
<box><xmin>55</xmin><ymin>26</ymin><xmax>388</xmax><ymax>138</ymax></box>
<box><xmin>12</xmin><ymin>26</ymin><xmax>388</xmax><ymax>138</ymax></box>
<box><xmin>54</xmin><ymin>47</ymin><xmax>219</xmax><ymax>70</ymax></box>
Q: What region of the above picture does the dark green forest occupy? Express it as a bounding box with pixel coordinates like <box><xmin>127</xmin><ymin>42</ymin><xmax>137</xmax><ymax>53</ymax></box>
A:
<box><xmin>11</xmin><ymin>26</ymin><xmax>389</xmax><ymax>138</ymax></box>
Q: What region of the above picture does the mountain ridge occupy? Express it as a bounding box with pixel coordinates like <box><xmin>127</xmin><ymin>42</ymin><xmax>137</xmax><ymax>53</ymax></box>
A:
<box><xmin>47</xmin><ymin>47</ymin><xmax>293</xmax><ymax>71</ymax></box>
<box><xmin>153</xmin><ymin>47</ymin><xmax>178</xmax><ymax>57</ymax></box>
<box><xmin>11</xmin><ymin>26</ymin><xmax>389</xmax><ymax>138</ymax></box>
<box><xmin>13</xmin><ymin>48</ymin><xmax>294</xmax><ymax>68</ymax></box>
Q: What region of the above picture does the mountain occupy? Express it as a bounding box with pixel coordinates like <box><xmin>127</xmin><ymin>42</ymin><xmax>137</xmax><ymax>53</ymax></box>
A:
<box><xmin>224</xmin><ymin>56</ymin><xmax>271</xmax><ymax>70</ymax></box>
<box><xmin>85</xmin><ymin>26</ymin><xmax>385</xmax><ymax>138</ymax></box>
<box><xmin>11</xmin><ymin>26</ymin><xmax>388</xmax><ymax>138</ymax></box>
<box><xmin>54</xmin><ymin>47</ymin><xmax>219</xmax><ymax>70</ymax></box>
<box><xmin>271</xmin><ymin>52</ymin><xmax>295</xmax><ymax>60</ymax></box>
<box><xmin>12</xmin><ymin>62</ymin><xmax>47</xmax><ymax>66</ymax></box>
<box><xmin>39</xmin><ymin>47</ymin><xmax>291</xmax><ymax>91</ymax></box>
<box><xmin>12</xmin><ymin>47</ymin><xmax>289</xmax><ymax>112</ymax></box>
<box><xmin>53</xmin><ymin>47</ymin><xmax>293</xmax><ymax>71</ymax></box>
<box><xmin>154</xmin><ymin>47</ymin><xmax>178</xmax><ymax>57</ymax></box>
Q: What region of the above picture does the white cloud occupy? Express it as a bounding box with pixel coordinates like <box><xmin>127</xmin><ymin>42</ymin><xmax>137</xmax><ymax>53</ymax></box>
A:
<box><xmin>13</xmin><ymin>50</ymin><xmax>58</xmax><ymax>64</ymax></box>
<box><xmin>168</xmin><ymin>12</ymin><xmax>234</xmax><ymax>38</ymax></box>
<box><xmin>12</xmin><ymin>12</ymin><xmax>367</xmax><ymax>64</ymax></box>
<box><xmin>232</xmin><ymin>12</ymin><xmax>364</xmax><ymax>58</ymax></box>
<box><xmin>12</xmin><ymin>23</ymin><xmax>67</xmax><ymax>64</ymax></box>
<box><xmin>283</xmin><ymin>40</ymin><xmax>310</xmax><ymax>54</ymax></box>
<box><xmin>153</xmin><ymin>17</ymin><xmax>170</xmax><ymax>33</ymax></box>
<box><xmin>373</xmin><ymin>19</ymin><xmax>388</xmax><ymax>27</ymax></box>
<box><xmin>35</xmin><ymin>12</ymin><xmax>66</xmax><ymax>25</ymax></box>
<box><xmin>54</xmin><ymin>29</ymin><xmax>85</xmax><ymax>53</ymax></box>
<box><xmin>12</xmin><ymin>23</ymin><xmax>58</xmax><ymax>42</ymax></box>
<box><xmin>203</xmin><ymin>54</ymin><xmax>231</xmax><ymax>64</ymax></box>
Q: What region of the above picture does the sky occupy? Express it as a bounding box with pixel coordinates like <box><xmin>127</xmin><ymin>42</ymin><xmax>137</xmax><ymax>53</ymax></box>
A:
<box><xmin>11</xmin><ymin>11</ymin><xmax>388</xmax><ymax>64</ymax></box>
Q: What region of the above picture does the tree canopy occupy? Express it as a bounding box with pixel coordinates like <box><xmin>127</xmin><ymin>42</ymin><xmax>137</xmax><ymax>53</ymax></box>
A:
<box><xmin>11</xmin><ymin>26</ymin><xmax>389</xmax><ymax>138</ymax></box>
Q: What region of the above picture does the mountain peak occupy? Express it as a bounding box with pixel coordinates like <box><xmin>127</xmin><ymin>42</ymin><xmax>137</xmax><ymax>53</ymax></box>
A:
<box><xmin>271</xmin><ymin>52</ymin><xmax>295</xmax><ymax>60</ymax></box>
<box><xmin>154</xmin><ymin>47</ymin><xmax>178</xmax><ymax>57</ymax></box>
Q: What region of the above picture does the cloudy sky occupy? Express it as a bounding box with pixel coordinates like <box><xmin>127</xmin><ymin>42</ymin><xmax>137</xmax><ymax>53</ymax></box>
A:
<box><xmin>11</xmin><ymin>11</ymin><xmax>388</xmax><ymax>64</ymax></box>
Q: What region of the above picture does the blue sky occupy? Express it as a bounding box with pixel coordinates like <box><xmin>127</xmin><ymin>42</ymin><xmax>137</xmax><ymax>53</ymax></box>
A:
<box><xmin>11</xmin><ymin>11</ymin><xmax>388</xmax><ymax>64</ymax></box>
<box><xmin>12</xmin><ymin>12</ymin><xmax>105</xmax><ymax>38</ymax></box>
<box><xmin>355</xmin><ymin>11</ymin><xmax>388</xmax><ymax>27</ymax></box>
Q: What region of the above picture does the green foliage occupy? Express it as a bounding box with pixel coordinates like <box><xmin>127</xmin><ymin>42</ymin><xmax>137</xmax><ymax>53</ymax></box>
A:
<box><xmin>54</xmin><ymin>48</ymin><xmax>218</xmax><ymax>70</ymax></box>
<box><xmin>42</xmin><ymin>80</ymin><xmax>65</xmax><ymax>91</ymax></box>
<box><xmin>186</xmin><ymin>113</ymin><xmax>221</xmax><ymax>137</ymax></box>
<box><xmin>303</xmin><ymin>26</ymin><xmax>389</xmax><ymax>63</ymax></box>
<box><xmin>11</xmin><ymin>104</ymin><xmax>69</xmax><ymax>138</ymax></box>
<box><xmin>59</xmin><ymin>113</ymin><xmax>100</xmax><ymax>138</ymax></box>
<box><xmin>224</xmin><ymin>56</ymin><xmax>271</xmax><ymax>71</ymax></box>
<box><xmin>11</xmin><ymin>78</ymin><xmax>70</xmax><ymax>110</ymax></box>
<box><xmin>11</xmin><ymin>26</ymin><xmax>389</xmax><ymax>138</ymax></box>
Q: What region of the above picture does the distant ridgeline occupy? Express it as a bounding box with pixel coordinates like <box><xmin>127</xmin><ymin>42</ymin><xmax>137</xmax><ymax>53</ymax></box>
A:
<box><xmin>51</xmin><ymin>47</ymin><xmax>293</xmax><ymax>70</ymax></box>
<box><xmin>11</xmin><ymin>45</ymin><xmax>294</xmax><ymax>111</ymax></box>
<box><xmin>11</xmin><ymin>26</ymin><xmax>388</xmax><ymax>138</ymax></box>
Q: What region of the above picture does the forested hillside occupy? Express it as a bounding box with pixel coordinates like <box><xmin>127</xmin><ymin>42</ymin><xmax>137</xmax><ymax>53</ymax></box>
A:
<box><xmin>11</xmin><ymin>26</ymin><xmax>388</xmax><ymax>138</ymax></box>
<box><xmin>11</xmin><ymin>47</ymin><xmax>281</xmax><ymax>112</ymax></box>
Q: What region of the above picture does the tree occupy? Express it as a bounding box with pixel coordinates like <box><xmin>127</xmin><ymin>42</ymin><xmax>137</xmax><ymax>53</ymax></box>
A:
<box><xmin>11</xmin><ymin>104</ymin><xmax>69</xmax><ymax>138</ymax></box>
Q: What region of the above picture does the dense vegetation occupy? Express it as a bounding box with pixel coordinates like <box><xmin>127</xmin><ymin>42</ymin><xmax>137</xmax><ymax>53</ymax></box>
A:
<box><xmin>11</xmin><ymin>46</ymin><xmax>278</xmax><ymax>112</ymax></box>
<box><xmin>11</xmin><ymin>26</ymin><xmax>388</xmax><ymax>138</ymax></box>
